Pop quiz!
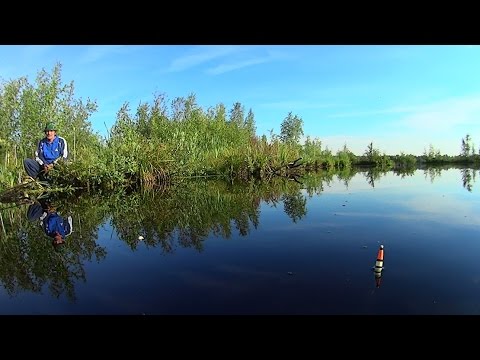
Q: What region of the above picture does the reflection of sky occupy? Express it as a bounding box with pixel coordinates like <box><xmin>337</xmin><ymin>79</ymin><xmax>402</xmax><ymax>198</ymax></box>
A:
<box><xmin>395</xmin><ymin>195</ymin><xmax>480</xmax><ymax>225</ymax></box>
<box><xmin>300</xmin><ymin>169</ymin><xmax>480</xmax><ymax>228</ymax></box>
<box><xmin>321</xmin><ymin>168</ymin><xmax>479</xmax><ymax>194</ymax></box>
<box><xmin>253</xmin><ymin>168</ymin><xmax>480</xmax><ymax>314</ymax></box>
<box><xmin>260</xmin><ymin>169</ymin><xmax>480</xmax><ymax>232</ymax></box>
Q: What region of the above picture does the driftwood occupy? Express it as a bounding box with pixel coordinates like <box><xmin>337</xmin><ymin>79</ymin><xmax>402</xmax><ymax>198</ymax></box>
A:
<box><xmin>273</xmin><ymin>157</ymin><xmax>303</xmax><ymax>176</ymax></box>
<box><xmin>0</xmin><ymin>179</ymin><xmax>51</xmax><ymax>205</ymax></box>
<box><xmin>0</xmin><ymin>179</ymin><xmax>77</xmax><ymax>205</ymax></box>
<box><xmin>288</xmin><ymin>174</ymin><xmax>303</xmax><ymax>185</ymax></box>
<box><xmin>262</xmin><ymin>157</ymin><xmax>304</xmax><ymax>184</ymax></box>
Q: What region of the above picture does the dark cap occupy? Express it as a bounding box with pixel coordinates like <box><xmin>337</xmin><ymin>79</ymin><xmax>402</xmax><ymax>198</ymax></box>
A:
<box><xmin>44</xmin><ymin>122</ymin><xmax>57</xmax><ymax>131</ymax></box>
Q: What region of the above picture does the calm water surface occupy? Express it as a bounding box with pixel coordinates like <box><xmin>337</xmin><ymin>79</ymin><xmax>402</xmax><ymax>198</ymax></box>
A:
<box><xmin>1</xmin><ymin>168</ymin><xmax>479</xmax><ymax>314</ymax></box>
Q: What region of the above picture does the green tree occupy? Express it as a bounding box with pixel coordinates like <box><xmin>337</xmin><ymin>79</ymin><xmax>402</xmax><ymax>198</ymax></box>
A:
<box><xmin>244</xmin><ymin>108</ymin><xmax>256</xmax><ymax>137</ymax></box>
<box><xmin>229</xmin><ymin>102</ymin><xmax>244</xmax><ymax>127</ymax></box>
<box><xmin>423</xmin><ymin>144</ymin><xmax>441</xmax><ymax>160</ymax></box>
<box><xmin>280</xmin><ymin>112</ymin><xmax>304</xmax><ymax>145</ymax></box>
<box><xmin>461</xmin><ymin>134</ymin><xmax>473</xmax><ymax>157</ymax></box>
<box><xmin>171</xmin><ymin>96</ymin><xmax>186</xmax><ymax>122</ymax></box>
<box><xmin>364</xmin><ymin>142</ymin><xmax>379</xmax><ymax>161</ymax></box>
<box><xmin>214</xmin><ymin>103</ymin><xmax>227</xmax><ymax>123</ymax></box>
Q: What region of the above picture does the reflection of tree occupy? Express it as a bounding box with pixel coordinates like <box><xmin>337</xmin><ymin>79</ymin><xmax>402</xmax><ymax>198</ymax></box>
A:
<box><xmin>336</xmin><ymin>167</ymin><xmax>357</xmax><ymax>189</ymax></box>
<box><xmin>366</xmin><ymin>170</ymin><xmax>375</xmax><ymax>188</ymax></box>
<box><xmin>0</xmin><ymin>194</ymin><xmax>107</xmax><ymax>302</ymax></box>
<box><xmin>364</xmin><ymin>168</ymin><xmax>387</xmax><ymax>188</ymax></box>
<box><xmin>109</xmin><ymin>180</ymin><xmax>267</xmax><ymax>253</ymax></box>
<box><xmin>302</xmin><ymin>173</ymin><xmax>326</xmax><ymax>197</ymax></box>
<box><xmin>282</xmin><ymin>193</ymin><xmax>307</xmax><ymax>223</ymax></box>
<box><xmin>393</xmin><ymin>167</ymin><xmax>415</xmax><ymax>179</ymax></box>
<box><xmin>461</xmin><ymin>168</ymin><xmax>474</xmax><ymax>192</ymax></box>
<box><xmin>234</xmin><ymin>210</ymin><xmax>251</xmax><ymax>236</ymax></box>
<box><xmin>424</xmin><ymin>167</ymin><xmax>443</xmax><ymax>183</ymax></box>
<box><xmin>109</xmin><ymin>177</ymin><xmax>314</xmax><ymax>251</ymax></box>
<box><xmin>302</xmin><ymin>166</ymin><xmax>357</xmax><ymax>191</ymax></box>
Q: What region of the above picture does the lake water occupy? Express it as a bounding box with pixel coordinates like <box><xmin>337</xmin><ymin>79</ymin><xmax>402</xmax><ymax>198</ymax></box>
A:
<box><xmin>0</xmin><ymin>167</ymin><xmax>479</xmax><ymax>314</ymax></box>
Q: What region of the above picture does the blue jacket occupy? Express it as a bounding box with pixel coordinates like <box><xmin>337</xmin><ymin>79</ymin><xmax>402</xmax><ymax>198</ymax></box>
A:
<box><xmin>35</xmin><ymin>135</ymin><xmax>68</xmax><ymax>166</ymax></box>
<box><xmin>42</xmin><ymin>212</ymin><xmax>73</xmax><ymax>239</ymax></box>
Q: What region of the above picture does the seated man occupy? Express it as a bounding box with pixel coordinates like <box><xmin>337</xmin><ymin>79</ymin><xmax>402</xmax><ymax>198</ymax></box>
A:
<box><xmin>23</xmin><ymin>122</ymin><xmax>68</xmax><ymax>181</ymax></box>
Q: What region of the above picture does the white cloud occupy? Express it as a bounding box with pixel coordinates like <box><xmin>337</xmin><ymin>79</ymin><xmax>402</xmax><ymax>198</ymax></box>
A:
<box><xmin>168</xmin><ymin>46</ymin><xmax>289</xmax><ymax>75</ymax></box>
<box><xmin>398</xmin><ymin>95</ymin><xmax>480</xmax><ymax>132</ymax></box>
<box><xmin>206</xmin><ymin>56</ymin><xmax>271</xmax><ymax>75</ymax></box>
<box><xmin>259</xmin><ymin>100</ymin><xmax>343</xmax><ymax>110</ymax></box>
<box><xmin>167</xmin><ymin>45</ymin><xmax>244</xmax><ymax>72</ymax></box>
<box><xmin>205</xmin><ymin>48</ymin><xmax>291</xmax><ymax>75</ymax></box>
<box><xmin>328</xmin><ymin>105</ymin><xmax>422</xmax><ymax>119</ymax></box>
<box><xmin>317</xmin><ymin>134</ymin><xmax>456</xmax><ymax>156</ymax></box>
<box><xmin>329</xmin><ymin>94</ymin><xmax>480</xmax><ymax>132</ymax></box>
<box><xmin>22</xmin><ymin>45</ymin><xmax>56</xmax><ymax>58</ymax></box>
<box><xmin>318</xmin><ymin>94</ymin><xmax>480</xmax><ymax>155</ymax></box>
<box><xmin>79</xmin><ymin>45</ymin><xmax>130</xmax><ymax>64</ymax></box>
<box><xmin>327</xmin><ymin>94</ymin><xmax>480</xmax><ymax>131</ymax></box>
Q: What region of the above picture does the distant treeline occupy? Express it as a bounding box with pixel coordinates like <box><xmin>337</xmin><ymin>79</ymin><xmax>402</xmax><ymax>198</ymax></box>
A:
<box><xmin>1</xmin><ymin>63</ymin><xmax>479</xmax><ymax>191</ymax></box>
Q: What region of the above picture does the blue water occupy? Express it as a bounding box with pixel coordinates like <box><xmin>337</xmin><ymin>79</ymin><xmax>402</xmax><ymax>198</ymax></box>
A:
<box><xmin>1</xmin><ymin>168</ymin><xmax>479</xmax><ymax>314</ymax></box>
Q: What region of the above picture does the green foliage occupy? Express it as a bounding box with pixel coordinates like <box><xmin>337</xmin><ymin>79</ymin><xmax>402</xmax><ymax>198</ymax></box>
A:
<box><xmin>0</xmin><ymin>63</ymin><xmax>100</xmax><ymax>187</ymax></box>
<box><xmin>364</xmin><ymin>142</ymin><xmax>380</xmax><ymax>161</ymax></box>
<box><xmin>3</xmin><ymin>63</ymin><xmax>480</xmax><ymax>191</ymax></box>
<box><xmin>244</xmin><ymin>108</ymin><xmax>256</xmax><ymax>137</ymax></box>
<box><xmin>302</xmin><ymin>136</ymin><xmax>321</xmax><ymax>163</ymax></box>
<box><xmin>423</xmin><ymin>144</ymin><xmax>441</xmax><ymax>160</ymax></box>
<box><xmin>393</xmin><ymin>152</ymin><xmax>417</xmax><ymax>169</ymax></box>
<box><xmin>358</xmin><ymin>142</ymin><xmax>393</xmax><ymax>170</ymax></box>
<box><xmin>461</xmin><ymin>134</ymin><xmax>474</xmax><ymax>157</ymax></box>
<box><xmin>229</xmin><ymin>102</ymin><xmax>245</xmax><ymax>128</ymax></box>
<box><xmin>336</xmin><ymin>144</ymin><xmax>356</xmax><ymax>169</ymax></box>
<box><xmin>280</xmin><ymin>112</ymin><xmax>304</xmax><ymax>145</ymax></box>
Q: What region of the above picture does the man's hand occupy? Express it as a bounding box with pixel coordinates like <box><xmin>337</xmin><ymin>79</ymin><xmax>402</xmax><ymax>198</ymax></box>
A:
<box><xmin>43</xmin><ymin>164</ymin><xmax>54</xmax><ymax>173</ymax></box>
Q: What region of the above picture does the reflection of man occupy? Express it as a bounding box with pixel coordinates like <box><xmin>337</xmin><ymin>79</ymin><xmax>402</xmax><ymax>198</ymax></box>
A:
<box><xmin>27</xmin><ymin>200</ymin><xmax>73</xmax><ymax>248</ymax></box>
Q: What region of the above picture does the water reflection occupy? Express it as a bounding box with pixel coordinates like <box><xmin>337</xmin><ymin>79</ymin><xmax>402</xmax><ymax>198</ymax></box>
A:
<box><xmin>425</xmin><ymin>167</ymin><xmax>443</xmax><ymax>183</ymax></box>
<box><xmin>421</xmin><ymin>165</ymin><xmax>479</xmax><ymax>192</ymax></box>
<box><xmin>109</xmin><ymin>178</ymin><xmax>308</xmax><ymax>251</ymax></box>
<box><xmin>282</xmin><ymin>193</ymin><xmax>307</xmax><ymax>223</ymax></box>
<box><xmin>365</xmin><ymin>168</ymin><xmax>384</xmax><ymax>188</ymax></box>
<box><xmin>0</xmin><ymin>176</ymin><xmax>313</xmax><ymax>302</ymax></box>
<box><xmin>0</xmin><ymin>166</ymin><xmax>478</xmax><ymax>310</ymax></box>
<box><xmin>27</xmin><ymin>196</ymin><xmax>73</xmax><ymax>248</ymax></box>
<box><xmin>460</xmin><ymin>168</ymin><xmax>476</xmax><ymax>192</ymax></box>
<box><xmin>0</xmin><ymin>193</ymin><xmax>107</xmax><ymax>302</ymax></box>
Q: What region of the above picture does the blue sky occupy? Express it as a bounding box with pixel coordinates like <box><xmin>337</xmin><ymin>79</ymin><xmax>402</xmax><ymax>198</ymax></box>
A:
<box><xmin>1</xmin><ymin>45</ymin><xmax>480</xmax><ymax>156</ymax></box>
